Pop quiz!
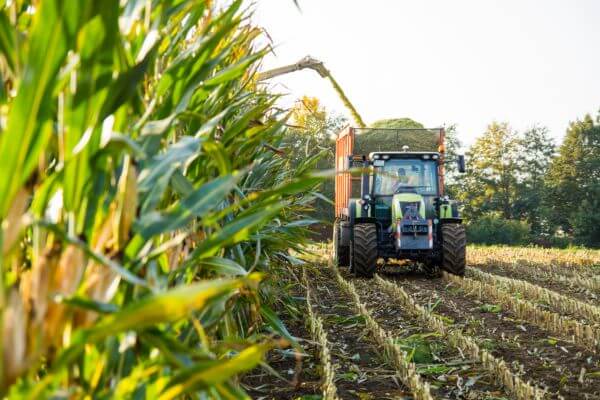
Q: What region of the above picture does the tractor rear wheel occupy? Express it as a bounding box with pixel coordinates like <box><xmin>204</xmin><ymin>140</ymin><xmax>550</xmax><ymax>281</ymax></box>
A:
<box><xmin>333</xmin><ymin>220</ymin><xmax>350</xmax><ymax>267</ymax></box>
<box><xmin>351</xmin><ymin>224</ymin><xmax>378</xmax><ymax>278</ymax></box>
<box><xmin>441</xmin><ymin>224</ymin><xmax>466</xmax><ymax>276</ymax></box>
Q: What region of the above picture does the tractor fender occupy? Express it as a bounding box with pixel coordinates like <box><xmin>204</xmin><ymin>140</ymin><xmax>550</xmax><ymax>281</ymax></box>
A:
<box><xmin>440</xmin><ymin>201</ymin><xmax>460</xmax><ymax>218</ymax></box>
<box><xmin>440</xmin><ymin>218</ymin><xmax>463</xmax><ymax>224</ymax></box>
<box><xmin>340</xmin><ymin>220</ymin><xmax>351</xmax><ymax>247</ymax></box>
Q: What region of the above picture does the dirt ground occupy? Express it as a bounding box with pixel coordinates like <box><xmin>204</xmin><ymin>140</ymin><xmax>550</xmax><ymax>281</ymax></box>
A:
<box><xmin>245</xmin><ymin>254</ymin><xmax>600</xmax><ymax>399</ymax></box>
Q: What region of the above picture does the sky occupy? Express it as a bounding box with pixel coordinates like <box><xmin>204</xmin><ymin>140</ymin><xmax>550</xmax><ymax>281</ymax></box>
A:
<box><xmin>253</xmin><ymin>0</ymin><xmax>600</xmax><ymax>147</ymax></box>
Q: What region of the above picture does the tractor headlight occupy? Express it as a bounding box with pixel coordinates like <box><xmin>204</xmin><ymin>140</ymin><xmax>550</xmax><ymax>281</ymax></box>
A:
<box><xmin>382</xmin><ymin>154</ymin><xmax>390</xmax><ymax>160</ymax></box>
<box><xmin>422</xmin><ymin>154</ymin><xmax>430</xmax><ymax>160</ymax></box>
<box><xmin>432</xmin><ymin>154</ymin><xmax>439</xmax><ymax>160</ymax></box>
<box><xmin>372</xmin><ymin>154</ymin><xmax>380</xmax><ymax>160</ymax></box>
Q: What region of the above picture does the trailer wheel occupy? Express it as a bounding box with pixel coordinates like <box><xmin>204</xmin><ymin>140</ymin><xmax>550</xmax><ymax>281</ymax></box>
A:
<box><xmin>441</xmin><ymin>224</ymin><xmax>466</xmax><ymax>276</ymax></box>
<box><xmin>352</xmin><ymin>224</ymin><xmax>378</xmax><ymax>278</ymax></box>
<box><xmin>333</xmin><ymin>220</ymin><xmax>350</xmax><ymax>267</ymax></box>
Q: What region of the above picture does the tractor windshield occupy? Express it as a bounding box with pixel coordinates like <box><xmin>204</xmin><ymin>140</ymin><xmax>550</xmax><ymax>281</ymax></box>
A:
<box><xmin>373</xmin><ymin>158</ymin><xmax>438</xmax><ymax>195</ymax></box>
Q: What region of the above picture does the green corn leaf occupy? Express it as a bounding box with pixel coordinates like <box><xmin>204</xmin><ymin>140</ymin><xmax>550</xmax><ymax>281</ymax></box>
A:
<box><xmin>203</xmin><ymin>51</ymin><xmax>264</xmax><ymax>87</ymax></box>
<box><xmin>202</xmin><ymin>140</ymin><xmax>232</xmax><ymax>174</ymax></box>
<box><xmin>82</xmin><ymin>276</ymin><xmax>252</xmax><ymax>337</ymax></box>
<box><xmin>99</xmin><ymin>133</ymin><xmax>148</xmax><ymax>160</ymax></box>
<box><xmin>59</xmin><ymin>296</ymin><xmax>119</xmax><ymax>314</ymax></box>
<box><xmin>159</xmin><ymin>342</ymin><xmax>272</xmax><ymax>400</ymax></box>
<box><xmin>136</xmin><ymin>173</ymin><xmax>241</xmax><ymax>238</ymax></box>
<box><xmin>138</xmin><ymin>136</ymin><xmax>204</xmax><ymax>213</ymax></box>
<box><xmin>197</xmin><ymin>256</ymin><xmax>248</xmax><ymax>276</ymax></box>
<box><xmin>170</xmin><ymin>170</ymin><xmax>194</xmax><ymax>197</ymax></box>
<box><xmin>0</xmin><ymin>0</ymin><xmax>84</xmax><ymax>216</ymax></box>
<box><xmin>186</xmin><ymin>202</ymin><xmax>285</xmax><ymax>261</ymax></box>
<box><xmin>98</xmin><ymin>43</ymin><xmax>157</xmax><ymax>121</ymax></box>
<box><xmin>55</xmin><ymin>273</ymin><xmax>263</xmax><ymax>369</ymax></box>
<box><xmin>0</xmin><ymin>11</ymin><xmax>18</xmax><ymax>74</ymax></box>
<box><xmin>260</xmin><ymin>305</ymin><xmax>298</xmax><ymax>347</ymax></box>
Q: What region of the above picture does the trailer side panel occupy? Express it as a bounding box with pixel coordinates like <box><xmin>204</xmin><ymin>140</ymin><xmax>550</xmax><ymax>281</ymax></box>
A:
<box><xmin>335</xmin><ymin>127</ymin><xmax>354</xmax><ymax>218</ymax></box>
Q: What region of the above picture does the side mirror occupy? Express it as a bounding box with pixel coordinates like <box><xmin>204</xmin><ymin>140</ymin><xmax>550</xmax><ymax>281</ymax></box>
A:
<box><xmin>457</xmin><ymin>154</ymin><xmax>466</xmax><ymax>173</ymax></box>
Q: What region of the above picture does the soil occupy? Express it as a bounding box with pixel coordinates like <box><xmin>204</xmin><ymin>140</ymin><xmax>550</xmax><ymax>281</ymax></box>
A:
<box><xmin>382</xmin><ymin>269</ymin><xmax>600</xmax><ymax>399</ymax></box>
<box><xmin>310</xmin><ymin>267</ymin><xmax>411</xmax><ymax>399</ymax></box>
<box><xmin>346</xmin><ymin>270</ymin><xmax>507</xmax><ymax>400</ymax></box>
<box><xmin>246</xmin><ymin>251</ymin><xmax>600</xmax><ymax>400</ymax></box>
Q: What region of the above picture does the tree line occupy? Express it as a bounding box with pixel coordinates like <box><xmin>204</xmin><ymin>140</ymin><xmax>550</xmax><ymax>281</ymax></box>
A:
<box><xmin>287</xmin><ymin>96</ymin><xmax>600</xmax><ymax>248</ymax></box>
<box><xmin>451</xmin><ymin>115</ymin><xmax>599</xmax><ymax>247</ymax></box>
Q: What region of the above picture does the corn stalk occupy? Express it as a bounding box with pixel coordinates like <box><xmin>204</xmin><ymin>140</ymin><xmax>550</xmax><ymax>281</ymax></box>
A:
<box><xmin>374</xmin><ymin>275</ymin><xmax>545</xmax><ymax>400</ymax></box>
<box><xmin>471</xmin><ymin>260</ymin><xmax>600</xmax><ymax>293</ymax></box>
<box><xmin>301</xmin><ymin>267</ymin><xmax>339</xmax><ymax>400</ymax></box>
<box><xmin>468</xmin><ymin>246</ymin><xmax>600</xmax><ymax>270</ymax></box>
<box><xmin>444</xmin><ymin>273</ymin><xmax>600</xmax><ymax>353</ymax></box>
<box><xmin>467</xmin><ymin>267</ymin><xmax>600</xmax><ymax>324</ymax></box>
<box><xmin>332</xmin><ymin>265</ymin><xmax>434</xmax><ymax>400</ymax></box>
<box><xmin>0</xmin><ymin>0</ymin><xmax>323</xmax><ymax>397</ymax></box>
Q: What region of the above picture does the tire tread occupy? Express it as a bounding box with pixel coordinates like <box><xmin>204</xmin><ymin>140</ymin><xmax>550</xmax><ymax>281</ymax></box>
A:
<box><xmin>441</xmin><ymin>224</ymin><xmax>466</xmax><ymax>276</ymax></box>
<box><xmin>353</xmin><ymin>224</ymin><xmax>378</xmax><ymax>278</ymax></box>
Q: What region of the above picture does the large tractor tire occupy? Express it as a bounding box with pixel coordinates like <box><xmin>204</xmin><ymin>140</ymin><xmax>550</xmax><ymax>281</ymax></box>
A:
<box><xmin>351</xmin><ymin>224</ymin><xmax>378</xmax><ymax>278</ymax></box>
<box><xmin>333</xmin><ymin>220</ymin><xmax>350</xmax><ymax>267</ymax></box>
<box><xmin>441</xmin><ymin>224</ymin><xmax>466</xmax><ymax>276</ymax></box>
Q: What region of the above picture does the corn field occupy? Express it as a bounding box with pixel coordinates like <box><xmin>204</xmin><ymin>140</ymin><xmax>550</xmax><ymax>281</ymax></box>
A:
<box><xmin>0</xmin><ymin>1</ymin><xmax>325</xmax><ymax>398</ymax></box>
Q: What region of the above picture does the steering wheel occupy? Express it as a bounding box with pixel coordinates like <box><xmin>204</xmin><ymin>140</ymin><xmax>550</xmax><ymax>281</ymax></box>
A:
<box><xmin>394</xmin><ymin>185</ymin><xmax>428</xmax><ymax>194</ymax></box>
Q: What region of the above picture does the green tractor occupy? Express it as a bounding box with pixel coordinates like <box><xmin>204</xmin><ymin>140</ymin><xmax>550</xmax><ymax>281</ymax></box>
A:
<box><xmin>333</xmin><ymin>127</ymin><xmax>466</xmax><ymax>278</ymax></box>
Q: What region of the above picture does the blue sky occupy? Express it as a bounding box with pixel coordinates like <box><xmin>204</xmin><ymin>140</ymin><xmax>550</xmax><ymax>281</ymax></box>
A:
<box><xmin>253</xmin><ymin>0</ymin><xmax>600</xmax><ymax>146</ymax></box>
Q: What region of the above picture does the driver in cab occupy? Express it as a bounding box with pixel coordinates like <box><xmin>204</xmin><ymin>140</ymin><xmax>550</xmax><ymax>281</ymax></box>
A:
<box><xmin>392</xmin><ymin>167</ymin><xmax>418</xmax><ymax>192</ymax></box>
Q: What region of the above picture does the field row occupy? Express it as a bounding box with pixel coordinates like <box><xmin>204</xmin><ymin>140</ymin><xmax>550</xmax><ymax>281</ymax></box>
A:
<box><xmin>468</xmin><ymin>246</ymin><xmax>600</xmax><ymax>270</ymax></box>
<box><xmin>303</xmin><ymin>258</ymin><xmax>600</xmax><ymax>399</ymax></box>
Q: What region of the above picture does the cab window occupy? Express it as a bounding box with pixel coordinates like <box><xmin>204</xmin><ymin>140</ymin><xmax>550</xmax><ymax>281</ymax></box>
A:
<box><xmin>373</xmin><ymin>158</ymin><xmax>438</xmax><ymax>195</ymax></box>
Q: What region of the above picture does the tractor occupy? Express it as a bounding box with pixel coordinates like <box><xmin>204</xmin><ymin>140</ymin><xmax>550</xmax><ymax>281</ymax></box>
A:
<box><xmin>333</xmin><ymin>127</ymin><xmax>467</xmax><ymax>278</ymax></box>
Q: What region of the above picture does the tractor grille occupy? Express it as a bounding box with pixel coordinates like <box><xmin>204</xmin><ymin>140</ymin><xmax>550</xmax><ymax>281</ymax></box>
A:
<box><xmin>400</xmin><ymin>201</ymin><xmax>420</xmax><ymax>219</ymax></box>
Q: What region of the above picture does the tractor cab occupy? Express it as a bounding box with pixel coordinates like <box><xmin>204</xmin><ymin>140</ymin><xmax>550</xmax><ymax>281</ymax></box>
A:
<box><xmin>370</xmin><ymin>152</ymin><xmax>441</xmax><ymax>216</ymax></box>
<box><xmin>333</xmin><ymin>127</ymin><xmax>467</xmax><ymax>278</ymax></box>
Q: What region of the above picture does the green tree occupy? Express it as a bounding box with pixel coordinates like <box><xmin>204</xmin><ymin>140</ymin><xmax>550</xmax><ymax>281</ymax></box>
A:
<box><xmin>286</xmin><ymin>96</ymin><xmax>344</xmax><ymax>167</ymax></box>
<box><xmin>285</xmin><ymin>96</ymin><xmax>346</xmax><ymax>228</ymax></box>
<box><xmin>546</xmin><ymin>113</ymin><xmax>600</xmax><ymax>246</ymax></box>
<box><xmin>442</xmin><ymin>124</ymin><xmax>464</xmax><ymax>198</ymax></box>
<box><xmin>517</xmin><ymin>126</ymin><xmax>555</xmax><ymax>234</ymax></box>
<box><xmin>459</xmin><ymin>122</ymin><xmax>521</xmax><ymax>220</ymax></box>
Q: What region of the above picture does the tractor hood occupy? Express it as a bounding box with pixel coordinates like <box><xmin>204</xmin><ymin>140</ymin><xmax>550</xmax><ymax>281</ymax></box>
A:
<box><xmin>391</xmin><ymin>193</ymin><xmax>426</xmax><ymax>221</ymax></box>
<box><xmin>391</xmin><ymin>193</ymin><xmax>433</xmax><ymax>251</ymax></box>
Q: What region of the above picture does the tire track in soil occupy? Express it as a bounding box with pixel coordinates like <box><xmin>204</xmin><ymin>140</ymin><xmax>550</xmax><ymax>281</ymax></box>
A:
<box><xmin>310</xmin><ymin>266</ymin><xmax>411</xmax><ymax>399</ymax></box>
<box><xmin>387</xmin><ymin>271</ymin><xmax>600</xmax><ymax>399</ymax></box>
<box><xmin>345</xmin><ymin>270</ymin><xmax>507</xmax><ymax>400</ymax></box>
<box><xmin>469</xmin><ymin>264</ymin><xmax>600</xmax><ymax>307</ymax></box>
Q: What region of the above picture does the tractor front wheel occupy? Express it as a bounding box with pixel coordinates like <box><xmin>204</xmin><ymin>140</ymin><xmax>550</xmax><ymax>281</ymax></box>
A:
<box><xmin>441</xmin><ymin>224</ymin><xmax>466</xmax><ymax>276</ymax></box>
<box><xmin>351</xmin><ymin>224</ymin><xmax>378</xmax><ymax>278</ymax></box>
